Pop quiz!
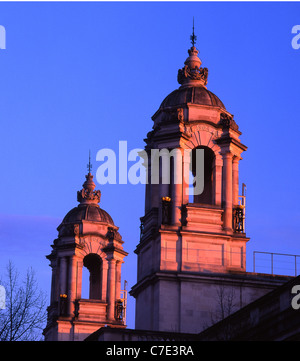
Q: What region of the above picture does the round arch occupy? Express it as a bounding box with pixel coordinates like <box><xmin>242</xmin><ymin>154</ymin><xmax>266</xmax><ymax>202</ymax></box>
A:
<box><xmin>183</xmin><ymin>128</ymin><xmax>223</xmax><ymax>207</ymax></box>
<box><xmin>191</xmin><ymin>145</ymin><xmax>215</xmax><ymax>205</ymax></box>
<box><xmin>82</xmin><ymin>253</ymin><xmax>102</xmax><ymax>300</ymax></box>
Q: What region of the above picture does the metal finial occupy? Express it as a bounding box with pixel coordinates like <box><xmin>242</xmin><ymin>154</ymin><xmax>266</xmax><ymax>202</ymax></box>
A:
<box><xmin>190</xmin><ymin>17</ymin><xmax>197</xmax><ymax>47</ymax></box>
<box><xmin>87</xmin><ymin>150</ymin><xmax>92</xmax><ymax>173</ymax></box>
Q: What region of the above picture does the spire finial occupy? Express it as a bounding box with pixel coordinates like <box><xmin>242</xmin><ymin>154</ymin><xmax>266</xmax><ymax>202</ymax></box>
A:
<box><xmin>177</xmin><ymin>19</ymin><xmax>208</xmax><ymax>87</ymax></box>
<box><xmin>87</xmin><ymin>150</ymin><xmax>92</xmax><ymax>174</ymax></box>
<box><xmin>190</xmin><ymin>17</ymin><xmax>197</xmax><ymax>47</ymax></box>
<box><xmin>77</xmin><ymin>150</ymin><xmax>101</xmax><ymax>205</ymax></box>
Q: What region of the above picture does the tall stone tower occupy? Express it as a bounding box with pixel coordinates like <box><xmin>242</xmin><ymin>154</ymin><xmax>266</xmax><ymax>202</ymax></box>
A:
<box><xmin>43</xmin><ymin>169</ymin><xmax>128</xmax><ymax>341</ymax></box>
<box><xmin>130</xmin><ymin>34</ymin><xmax>285</xmax><ymax>333</ymax></box>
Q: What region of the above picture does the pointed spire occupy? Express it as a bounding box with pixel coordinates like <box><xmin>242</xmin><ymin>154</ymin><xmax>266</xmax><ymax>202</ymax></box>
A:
<box><xmin>190</xmin><ymin>17</ymin><xmax>197</xmax><ymax>47</ymax></box>
<box><xmin>87</xmin><ymin>150</ymin><xmax>92</xmax><ymax>174</ymax></box>
<box><xmin>177</xmin><ymin>21</ymin><xmax>208</xmax><ymax>87</ymax></box>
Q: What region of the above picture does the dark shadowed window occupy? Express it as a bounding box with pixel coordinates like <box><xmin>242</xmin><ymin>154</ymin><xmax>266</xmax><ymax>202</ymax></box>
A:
<box><xmin>192</xmin><ymin>146</ymin><xmax>215</xmax><ymax>205</ymax></box>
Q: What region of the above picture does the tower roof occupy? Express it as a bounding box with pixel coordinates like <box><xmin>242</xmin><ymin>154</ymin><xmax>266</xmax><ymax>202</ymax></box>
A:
<box><xmin>61</xmin><ymin>169</ymin><xmax>114</xmax><ymax>226</ymax></box>
<box><xmin>62</xmin><ymin>204</ymin><xmax>114</xmax><ymax>225</ymax></box>
<box><xmin>160</xmin><ymin>86</ymin><xmax>225</xmax><ymax>110</ymax></box>
<box><xmin>159</xmin><ymin>27</ymin><xmax>226</xmax><ymax>111</ymax></box>
<box><xmin>77</xmin><ymin>172</ymin><xmax>101</xmax><ymax>205</ymax></box>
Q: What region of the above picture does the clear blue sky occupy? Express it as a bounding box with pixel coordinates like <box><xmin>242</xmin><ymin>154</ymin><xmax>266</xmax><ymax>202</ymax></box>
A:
<box><xmin>0</xmin><ymin>1</ymin><xmax>300</xmax><ymax>330</ymax></box>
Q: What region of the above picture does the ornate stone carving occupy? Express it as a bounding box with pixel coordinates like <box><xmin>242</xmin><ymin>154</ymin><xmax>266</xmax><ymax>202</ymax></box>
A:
<box><xmin>107</xmin><ymin>227</ymin><xmax>115</xmax><ymax>241</ymax></box>
<box><xmin>163</xmin><ymin>108</ymin><xmax>184</xmax><ymax>123</ymax></box>
<box><xmin>77</xmin><ymin>172</ymin><xmax>101</xmax><ymax>204</ymax></box>
<box><xmin>183</xmin><ymin>125</ymin><xmax>192</xmax><ymax>137</ymax></box>
<box><xmin>59</xmin><ymin>223</ymin><xmax>80</xmax><ymax>237</ymax></box>
<box><xmin>78</xmin><ymin>237</ymin><xmax>86</xmax><ymax>247</ymax></box>
<box><xmin>177</xmin><ymin>108</ymin><xmax>184</xmax><ymax>122</ymax></box>
<box><xmin>74</xmin><ymin>224</ymin><xmax>80</xmax><ymax>236</ymax></box>
<box><xmin>178</xmin><ymin>64</ymin><xmax>208</xmax><ymax>86</ymax></box>
<box><xmin>177</xmin><ymin>47</ymin><xmax>208</xmax><ymax>86</ymax></box>
<box><xmin>189</xmin><ymin>124</ymin><xmax>220</xmax><ymax>139</ymax></box>
<box><xmin>220</xmin><ymin>112</ymin><xmax>239</xmax><ymax>131</ymax></box>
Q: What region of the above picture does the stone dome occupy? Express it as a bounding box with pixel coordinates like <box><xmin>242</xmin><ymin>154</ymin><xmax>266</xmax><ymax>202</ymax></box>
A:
<box><xmin>159</xmin><ymin>44</ymin><xmax>226</xmax><ymax>111</ymax></box>
<box><xmin>60</xmin><ymin>170</ymin><xmax>114</xmax><ymax>226</ymax></box>
<box><xmin>160</xmin><ymin>86</ymin><xmax>225</xmax><ymax>110</ymax></box>
<box><xmin>62</xmin><ymin>204</ymin><xmax>114</xmax><ymax>225</ymax></box>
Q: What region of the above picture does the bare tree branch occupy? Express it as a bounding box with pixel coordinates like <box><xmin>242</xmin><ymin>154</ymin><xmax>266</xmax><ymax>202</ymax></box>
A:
<box><xmin>0</xmin><ymin>261</ymin><xmax>47</xmax><ymax>341</ymax></box>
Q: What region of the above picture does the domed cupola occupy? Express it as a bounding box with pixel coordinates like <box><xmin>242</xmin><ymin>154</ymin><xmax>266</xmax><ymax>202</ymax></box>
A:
<box><xmin>60</xmin><ymin>172</ymin><xmax>114</xmax><ymax>227</ymax></box>
<box><xmin>57</xmin><ymin>160</ymin><xmax>117</xmax><ymax>238</ymax></box>
<box><xmin>44</xmin><ymin>156</ymin><xmax>128</xmax><ymax>341</ymax></box>
<box><xmin>156</xmin><ymin>25</ymin><xmax>226</xmax><ymax>115</ymax></box>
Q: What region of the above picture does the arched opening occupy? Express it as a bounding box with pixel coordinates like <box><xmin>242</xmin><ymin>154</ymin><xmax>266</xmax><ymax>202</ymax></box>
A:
<box><xmin>191</xmin><ymin>146</ymin><xmax>215</xmax><ymax>205</ymax></box>
<box><xmin>81</xmin><ymin>266</ymin><xmax>89</xmax><ymax>299</ymax></box>
<box><xmin>82</xmin><ymin>253</ymin><xmax>102</xmax><ymax>300</ymax></box>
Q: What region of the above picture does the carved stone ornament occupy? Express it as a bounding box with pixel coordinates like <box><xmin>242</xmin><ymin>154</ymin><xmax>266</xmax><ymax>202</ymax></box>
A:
<box><xmin>77</xmin><ymin>172</ymin><xmax>101</xmax><ymax>204</ymax></box>
<box><xmin>107</xmin><ymin>227</ymin><xmax>115</xmax><ymax>241</ymax></box>
<box><xmin>59</xmin><ymin>224</ymin><xmax>78</xmax><ymax>237</ymax></box>
<box><xmin>163</xmin><ymin>108</ymin><xmax>184</xmax><ymax>123</ymax></box>
<box><xmin>178</xmin><ymin>65</ymin><xmax>208</xmax><ymax>86</ymax></box>
<box><xmin>220</xmin><ymin>112</ymin><xmax>239</xmax><ymax>131</ymax></box>
<box><xmin>177</xmin><ymin>47</ymin><xmax>208</xmax><ymax>86</ymax></box>
<box><xmin>183</xmin><ymin>126</ymin><xmax>192</xmax><ymax>137</ymax></box>
<box><xmin>78</xmin><ymin>237</ymin><xmax>86</xmax><ymax>247</ymax></box>
<box><xmin>177</xmin><ymin>108</ymin><xmax>184</xmax><ymax>122</ymax></box>
<box><xmin>74</xmin><ymin>224</ymin><xmax>80</xmax><ymax>236</ymax></box>
<box><xmin>77</xmin><ymin>187</ymin><xmax>101</xmax><ymax>203</ymax></box>
<box><xmin>189</xmin><ymin>124</ymin><xmax>220</xmax><ymax>139</ymax></box>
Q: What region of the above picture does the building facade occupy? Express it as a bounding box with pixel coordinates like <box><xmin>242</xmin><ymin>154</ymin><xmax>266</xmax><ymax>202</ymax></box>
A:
<box><xmin>44</xmin><ymin>31</ymin><xmax>294</xmax><ymax>341</ymax></box>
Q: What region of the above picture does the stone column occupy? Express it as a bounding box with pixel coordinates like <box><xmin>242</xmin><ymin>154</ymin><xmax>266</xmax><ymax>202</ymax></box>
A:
<box><xmin>145</xmin><ymin>152</ymin><xmax>151</xmax><ymax>212</ymax></box>
<box><xmin>68</xmin><ymin>255</ymin><xmax>77</xmax><ymax>315</ymax></box>
<box><xmin>171</xmin><ymin>150</ymin><xmax>183</xmax><ymax>225</ymax></box>
<box><xmin>150</xmin><ymin>149</ymin><xmax>162</xmax><ymax>209</ymax></box>
<box><xmin>115</xmin><ymin>261</ymin><xmax>122</xmax><ymax>301</ymax></box>
<box><xmin>223</xmin><ymin>152</ymin><xmax>233</xmax><ymax>231</ymax></box>
<box><xmin>214</xmin><ymin>156</ymin><xmax>223</xmax><ymax>207</ymax></box>
<box><xmin>102</xmin><ymin>260</ymin><xmax>108</xmax><ymax>301</ymax></box>
<box><xmin>232</xmin><ymin>156</ymin><xmax>239</xmax><ymax>207</ymax></box>
<box><xmin>159</xmin><ymin>152</ymin><xmax>170</xmax><ymax>225</ymax></box>
<box><xmin>182</xmin><ymin>149</ymin><xmax>191</xmax><ymax>204</ymax></box>
<box><xmin>54</xmin><ymin>259</ymin><xmax>60</xmax><ymax>302</ymax></box>
<box><xmin>59</xmin><ymin>256</ymin><xmax>67</xmax><ymax>295</ymax></box>
<box><xmin>76</xmin><ymin>259</ymin><xmax>83</xmax><ymax>300</ymax></box>
<box><xmin>107</xmin><ymin>258</ymin><xmax>116</xmax><ymax>321</ymax></box>
<box><xmin>50</xmin><ymin>261</ymin><xmax>57</xmax><ymax>304</ymax></box>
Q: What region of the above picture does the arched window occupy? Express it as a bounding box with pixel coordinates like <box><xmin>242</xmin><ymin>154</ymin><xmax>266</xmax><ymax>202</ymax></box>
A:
<box><xmin>82</xmin><ymin>254</ymin><xmax>102</xmax><ymax>300</ymax></box>
<box><xmin>191</xmin><ymin>146</ymin><xmax>215</xmax><ymax>205</ymax></box>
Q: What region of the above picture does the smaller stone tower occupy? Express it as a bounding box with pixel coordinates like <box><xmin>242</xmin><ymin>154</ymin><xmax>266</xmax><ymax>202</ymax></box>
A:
<box><xmin>43</xmin><ymin>168</ymin><xmax>128</xmax><ymax>341</ymax></box>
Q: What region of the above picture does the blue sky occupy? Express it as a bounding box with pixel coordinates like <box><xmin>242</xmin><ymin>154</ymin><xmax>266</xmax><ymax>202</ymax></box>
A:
<box><xmin>0</xmin><ymin>1</ymin><xmax>300</xmax><ymax>330</ymax></box>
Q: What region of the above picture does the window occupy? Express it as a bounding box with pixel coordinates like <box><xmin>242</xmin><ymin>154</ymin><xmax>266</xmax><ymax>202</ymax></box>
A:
<box><xmin>191</xmin><ymin>146</ymin><xmax>215</xmax><ymax>205</ymax></box>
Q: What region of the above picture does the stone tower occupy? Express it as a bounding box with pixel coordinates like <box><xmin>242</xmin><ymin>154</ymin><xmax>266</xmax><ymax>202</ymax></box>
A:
<box><xmin>43</xmin><ymin>169</ymin><xmax>128</xmax><ymax>341</ymax></box>
<box><xmin>130</xmin><ymin>36</ymin><xmax>285</xmax><ymax>333</ymax></box>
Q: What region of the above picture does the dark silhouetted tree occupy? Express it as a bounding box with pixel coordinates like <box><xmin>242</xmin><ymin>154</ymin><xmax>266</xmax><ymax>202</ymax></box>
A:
<box><xmin>0</xmin><ymin>261</ymin><xmax>47</xmax><ymax>341</ymax></box>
